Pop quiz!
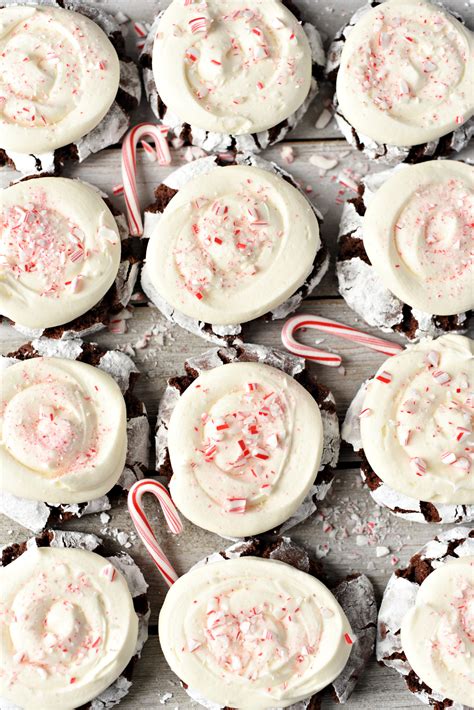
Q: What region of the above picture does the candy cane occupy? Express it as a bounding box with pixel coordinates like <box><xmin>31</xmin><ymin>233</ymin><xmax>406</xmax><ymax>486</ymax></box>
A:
<box><xmin>128</xmin><ymin>479</ymin><xmax>182</xmax><ymax>586</ymax></box>
<box><xmin>121</xmin><ymin>123</ymin><xmax>171</xmax><ymax>236</ymax></box>
<box><xmin>281</xmin><ymin>314</ymin><xmax>403</xmax><ymax>367</ymax></box>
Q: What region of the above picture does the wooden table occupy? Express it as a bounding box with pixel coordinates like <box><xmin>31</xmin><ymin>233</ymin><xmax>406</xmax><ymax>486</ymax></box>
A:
<box><xmin>1</xmin><ymin>1</ymin><xmax>472</xmax><ymax>708</ymax></box>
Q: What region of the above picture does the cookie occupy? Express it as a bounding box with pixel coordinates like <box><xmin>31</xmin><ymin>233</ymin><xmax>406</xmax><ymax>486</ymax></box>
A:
<box><xmin>326</xmin><ymin>0</ymin><xmax>474</xmax><ymax>165</ymax></box>
<box><xmin>0</xmin><ymin>528</ymin><xmax>149</xmax><ymax>710</ymax></box>
<box><xmin>157</xmin><ymin>342</ymin><xmax>340</xmax><ymax>538</ymax></box>
<box><xmin>377</xmin><ymin>526</ymin><xmax>474</xmax><ymax>709</ymax></box>
<box><xmin>141</xmin><ymin>153</ymin><xmax>329</xmax><ymax>345</ymax></box>
<box><xmin>0</xmin><ymin>339</ymin><xmax>150</xmax><ymax>532</ymax></box>
<box><xmin>336</xmin><ymin>161</ymin><xmax>472</xmax><ymax>340</ymax></box>
<box><xmin>0</xmin><ymin>1</ymin><xmax>141</xmax><ymax>175</ymax></box>
<box><xmin>1</xmin><ymin>177</ymin><xmax>143</xmax><ymax>339</ymax></box>
<box><xmin>342</xmin><ymin>334</ymin><xmax>474</xmax><ymax>524</ymax></box>
<box><xmin>160</xmin><ymin>536</ymin><xmax>376</xmax><ymax>709</ymax></box>
<box><xmin>140</xmin><ymin>0</ymin><xmax>325</xmax><ymax>153</ymax></box>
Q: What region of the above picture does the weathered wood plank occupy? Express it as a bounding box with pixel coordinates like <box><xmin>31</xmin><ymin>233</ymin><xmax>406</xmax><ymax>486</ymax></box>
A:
<box><xmin>0</xmin><ymin>299</ymin><xmax>404</xmax><ymax>424</ymax></box>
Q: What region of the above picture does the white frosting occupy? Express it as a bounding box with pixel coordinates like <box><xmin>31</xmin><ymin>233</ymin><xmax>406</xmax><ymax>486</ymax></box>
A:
<box><xmin>159</xmin><ymin>556</ymin><xmax>353</xmax><ymax>709</ymax></box>
<box><xmin>336</xmin><ymin>0</ymin><xmax>474</xmax><ymax>147</ymax></box>
<box><xmin>363</xmin><ymin>161</ymin><xmax>474</xmax><ymax>316</ymax></box>
<box><xmin>0</xmin><ymin>357</ymin><xmax>127</xmax><ymax>504</ymax></box>
<box><xmin>0</xmin><ymin>5</ymin><xmax>120</xmax><ymax>153</ymax></box>
<box><xmin>168</xmin><ymin>361</ymin><xmax>323</xmax><ymax>538</ymax></box>
<box><xmin>401</xmin><ymin>557</ymin><xmax>474</xmax><ymax>706</ymax></box>
<box><xmin>0</xmin><ymin>178</ymin><xmax>121</xmax><ymax>330</ymax></box>
<box><xmin>0</xmin><ymin>546</ymin><xmax>138</xmax><ymax>710</ymax></box>
<box><xmin>144</xmin><ymin>165</ymin><xmax>320</xmax><ymax>326</ymax></box>
<box><xmin>152</xmin><ymin>0</ymin><xmax>312</xmax><ymax>136</ymax></box>
<box><xmin>360</xmin><ymin>335</ymin><xmax>474</xmax><ymax>505</ymax></box>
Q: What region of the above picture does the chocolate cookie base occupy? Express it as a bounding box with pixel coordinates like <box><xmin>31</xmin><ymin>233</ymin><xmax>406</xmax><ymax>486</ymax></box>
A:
<box><xmin>0</xmin><ymin>528</ymin><xmax>150</xmax><ymax>710</ymax></box>
<box><xmin>6</xmin><ymin>191</ymin><xmax>146</xmax><ymax>341</ymax></box>
<box><xmin>342</xmin><ymin>380</ymin><xmax>474</xmax><ymax>525</ymax></box>
<box><xmin>336</xmin><ymin>173</ymin><xmax>471</xmax><ymax>340</ymax></box>
<box><xmin>140</xmin><ymin>0</ymin><xmax>325</xmax><ymax>154</ymax></box>
<box><xmin>0</xmin><ymin>339</ymin><xmax>150</xmax><ymax>532</ymax></box>
<box><xmin>140</xmin><ymin>153</ymin><xmax>330</xmax><ymax>346</ymax></box>
<box><xmin>182</xmin><ymin>536</ymin><xmax>376</xmax><ymax>709</ymax></box>
<box><xmin>325</xmin><ymin>2</ymin><xmax>474</xmax><ymax>165</ymax></box>
<box><xmin>377</xmin><ymin>527</ymin><xmax>474</xmax><ymax>710</ymax></box>
<box><xmin>156</xmin><ymin>342</ymin><xmax>340</xmax><ymax>537</ymax></box>
<box><xmin>0</xmin><ymin>0</ymin><xmax>141</xmax><ymax>176</ymax></box>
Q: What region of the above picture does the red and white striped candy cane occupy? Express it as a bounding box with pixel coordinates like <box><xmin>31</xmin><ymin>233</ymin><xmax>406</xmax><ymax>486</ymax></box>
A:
<box><xmin>281</xmin><ymin>314</ymin><xmax>403</xmax><ymax>367</ymax></box>
<box><xmin>121</xmin><ymin>123</ymin><xmax>171</xmax><ymax>236</ymax></box>
<box><xmin>128</xmin><ymin>478</ymin><xmax>182</xmax><ymax>586</ymax></box>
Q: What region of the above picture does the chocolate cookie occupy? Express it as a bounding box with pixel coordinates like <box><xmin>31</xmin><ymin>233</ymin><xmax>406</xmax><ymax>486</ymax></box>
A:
<box><xmin>157</xmin><ymin>342</ymin><xmax>340</xmax><ymax>537</ymax></box>
<box><xmin>0</xmin><ymin>528</ymin><xmax>150</xmax><ymax>710</ymax></box>
<box><xmin>0</xmin><ymin>339</ymin><xmax>150</xmax><ymax>532</ymax></box>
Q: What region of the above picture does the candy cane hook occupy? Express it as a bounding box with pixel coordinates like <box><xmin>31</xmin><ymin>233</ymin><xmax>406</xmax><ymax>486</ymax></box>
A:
<box><xmin>281</xmin><ymin>314</ymin><xmax>403</xmax><ymax>367</ymax></box>
<box><xmin>121</xmin><ymin>123</ymin><xmax>171</xmax><ymax>236</ymax></box>
<box><xmin>128</xmin><ymin>479</ymin><xmax>182</xmax><ymax>586</ymax></box>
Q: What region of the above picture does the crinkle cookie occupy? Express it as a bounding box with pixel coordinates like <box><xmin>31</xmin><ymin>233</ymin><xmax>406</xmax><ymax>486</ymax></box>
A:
<box><xmin>326</xmin><ymin>0</ymin><xmax>474</xmax><ymax>165</ymax></box>
<box><xmin>0</xmin><ymin>177</ymin><xmax>144</xmax><ymax>340</ymax></box>
<box><xmin>160</xmin><ymin>536</ymin><xmax>376</xmax><ymax>709</ymax></box>
<box><xmin>157</xmin><ymin>342</ymin><xmax>340</xmax><ymax>539</ymax></box>
<box><xmin>141</xmin><ymin>153</ymin><xmax>329</xmax><ymax>345</ymax></box>
<box><xmin>0</xmin><ymin>339</ymin><xmax>150</xmax><ymax>532</ymax></box>
<box><xmin>343</xmin><ymin>334</ymin><xmax>474</xmax><ymax>524</ymax></box>
<box><xmin>0</xmin><ymin>0</ymin><xmax>141</xmax><ymax>175</ymax></box>
<box><xmin>377</xmin><ymin>526</ymin><xmax>473</xmax><ymax>709</ymax></box>
<box><xmin>0</xmin><ymin>528</ymin><xmax>150</xmax><ymax>710</ymax></box>
<box><xmin>140</xmin><ymin>0</ymin><xmax>325</xmax><ymax>153</ymax></box>
<box><xmin>336</xmin><ymin>160</ymin><xmax>472</xmax><ymax>340</ymax></box>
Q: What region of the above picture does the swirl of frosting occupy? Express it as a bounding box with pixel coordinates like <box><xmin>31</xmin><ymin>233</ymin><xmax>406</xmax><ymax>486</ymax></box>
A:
<box><xmin>152</xmin><ymin>0</ymin><xmax>312</xmax><ymax>135</ymax></box>
<box><xmin>0</xmin><ymin>356</ymin><xmax>127</xmax><ymax>504</ymax></box>
<box><xmin>144</xmin><ymin>165</ymin><xmax>320</xmax><ymax>326</ymax></box>
<box><xmin>0</xmin><ymin>177</ymin><xmax>121</xmax><ymax>330</ymax></box>
<box><xmin>401</xmin><ymin>557</ymin><xmax>474</xmax><ymax>706</ymax></box>
<box><xmin>363</xmin><ymin>161</ymin><xmax>473</xmax><ymax>316</ymax></box>
<box><xmin>360</xmin><ymin>334</ymin><xmax>474</xmax><ymax>505</ymax></box>
<box><xmin>168</xmin><ymin>361</ymin><xmax>323</xmax><ymax>537</ymax></box>
<box><xmin>336</xmin><ymin>0</ymin><xmax>474</xmax><ymax>146</ymax></box>
<box><xmin>0</xmin><ymin>546</ymin><xmax>138</xmax><ymax>709</ymax></box>
<box><xmin>0</xmin><ymin>6</ymin><xmax>120</xmax><ymax>154</ymax></box>
<box><xmin>159</xmin><ymin>556</ymin><xmax>353</xmax><ymax>709</ymax></box>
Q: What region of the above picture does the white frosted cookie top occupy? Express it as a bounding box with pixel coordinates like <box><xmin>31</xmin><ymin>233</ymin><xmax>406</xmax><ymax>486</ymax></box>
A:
<box><xmin>401</xmin><ymin>556</ymin><xmax>474</xmax><ymax>706</ymax></box>
<box><xmin>145</xmin><ymin>165</ymin><xmax>320</xmax><ymax>326</ymax></box>
<box><xmin>360</xmin><ymin>335</ymin><xmax>473</xmax><ymax>505</ymax></box>
<box><xmin>0</xmin><ymin>6</ymin><xmax>120</xmax><ymax>154</ymax></box>
<box><xmin>363</xmin><ymin>161</ymin><xmax>474</xmax><ymax>316</ymax></box>
<box><xmin>0</xmin><ymin>177</ymin><xmax>121</xmax><ymax>329</ymax></box>
<box><xmin>152</xmin><ymin>0</ymin><xmax>312</xmax><ymax>135</ymax></box>
<box><xmin>168</xmin><ymin>361</ymin><xmax>323</xmax><ymax>537</ymax></box>
<box><xmin>159</xmin><ymin>556</ymin><xmax>353</xmax><ymax>709</ymax></box>
<box><xmin>336</xmin><ymin>0</ymin><xmax>474</xmax><ymax>147</ymax></box>
<box><xmin>0</xmin><ymin>357</ymin><xmax>127</xmax><ymax>504</ymax></box>
<box><xmin>0</xmin><ymin>546</ymin><xmax>138</xmax><ymax>710</ymax></box>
